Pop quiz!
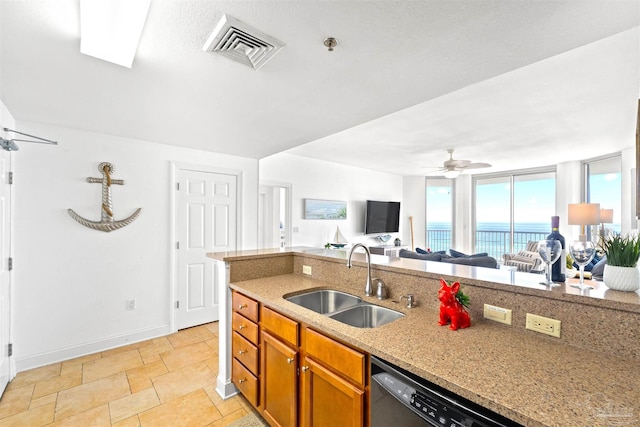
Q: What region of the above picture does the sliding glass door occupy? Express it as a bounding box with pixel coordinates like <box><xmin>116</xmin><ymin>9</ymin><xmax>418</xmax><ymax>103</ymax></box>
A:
<box><xmin>425</xmin><ymin>178</ymin><xmax>453</xmax><ymax>252</ymax></box>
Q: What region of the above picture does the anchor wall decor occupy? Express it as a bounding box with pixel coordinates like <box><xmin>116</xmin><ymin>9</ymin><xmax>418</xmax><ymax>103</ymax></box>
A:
<box><xmin>68</xmin><ymin>162</ymin><xmax>142</xmax><ymax>232</ymax></box>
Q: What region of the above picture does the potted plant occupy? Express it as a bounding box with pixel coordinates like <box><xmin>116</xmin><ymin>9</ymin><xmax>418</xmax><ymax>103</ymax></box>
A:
<box><xmin>600</xmin><ymin>233</ymin><xmax>640</xmax><ymax>292</ymax></box>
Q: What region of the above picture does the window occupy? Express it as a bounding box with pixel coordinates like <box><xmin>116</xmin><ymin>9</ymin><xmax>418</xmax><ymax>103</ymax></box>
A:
<box><xmin>585</xmin><ymin>156</ymin><xmax>621</xmax><ymax>234</ymax></box>
<box><xmin>425</xmin><ymin>178</ymin><xmax>453</xmax><ymax>252</ymax></box>
<box><xmin>474</xmin><ymin>170</ymin><xmax>556</xmax><ymax>259</ymax></box>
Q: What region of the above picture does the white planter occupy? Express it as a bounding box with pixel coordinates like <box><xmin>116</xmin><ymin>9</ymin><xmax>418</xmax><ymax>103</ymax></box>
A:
<box><xmin>603</xmin><ymin>265</ymin><xmax>640</xmax><ymax>292</ymax></box>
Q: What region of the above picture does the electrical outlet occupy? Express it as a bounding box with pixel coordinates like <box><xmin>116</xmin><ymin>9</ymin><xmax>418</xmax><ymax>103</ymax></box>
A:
<box><xmin>526</xmin><ymin>313</ymin><xmax>561</xmax><ymax>338</ymax></box>
<box><xmin>126</xmin><ymin>299</ymin><xmax>136</xmax><ymax>311</ymax></box>
<box><xmin>483</xmin><ymin>304</ymin><xmax>512</xmax><ymax>325</ymax></box>
<box><xmin>302</xmin><ymin>265</ymin><xmax>312</xmax><ymax>275</ymax></box>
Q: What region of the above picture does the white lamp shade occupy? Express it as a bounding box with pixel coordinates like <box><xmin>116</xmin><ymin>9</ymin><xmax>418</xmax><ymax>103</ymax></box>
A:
<box><xmin>568</xmin><ymin>203</ymin><xmax>601</xmax><ymax>225</ymax></box>
<box><xmin>443</xmin><ymin>170</ymin><xmax>460</xmax><ymax>179</ymax></box>
<box><xmin>600</xmin><ymin>208</ymin><xmax>614</xmax><ymax>224</ymax></box>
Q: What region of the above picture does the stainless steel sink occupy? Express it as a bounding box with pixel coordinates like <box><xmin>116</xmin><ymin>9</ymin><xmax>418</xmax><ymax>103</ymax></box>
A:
<box><xmin>328</xmin><ymin>304</ymin><xmax>404</xmax><ymax>328</ymax></box>
<box><xmin>285</xmin><ymin>289</ymin><xmax>362</xmax><ymax>314</ymax></box>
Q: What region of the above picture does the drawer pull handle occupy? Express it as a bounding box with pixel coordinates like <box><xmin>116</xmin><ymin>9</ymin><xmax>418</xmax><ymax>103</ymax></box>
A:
<box><xmin>238</xmin><ymin>350</ymin><xmax>246</xmax><ymax>355</ymax></box>
<box><xmin>287</xmin><ymin>357</ymin><xmax>295</xmax><ymax>364</ymax></box>
<box><xmin>301</xmin><ymin>366</ymin><xmax>309</xmax><ymax>372</ymax></box>
<box><xmin>238</xmin><ymin>325</ymin><xmax>246</xmax><ymax>330</ymax></box>
<box><xmin>239</xmin><ymin>378</ymin><xmax>247</xmax><ymax>384</ymax></box>
<box><xmin>238</xmin><ymin>304</ymin><xmax>248</xmax><ymax>309</ymax></box>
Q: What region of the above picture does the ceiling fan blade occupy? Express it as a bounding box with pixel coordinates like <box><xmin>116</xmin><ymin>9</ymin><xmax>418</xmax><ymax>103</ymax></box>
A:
<box><xmin>462</xmin><ymin>162</ymin><xmax>492</xmax><ymax>169</ymax></box>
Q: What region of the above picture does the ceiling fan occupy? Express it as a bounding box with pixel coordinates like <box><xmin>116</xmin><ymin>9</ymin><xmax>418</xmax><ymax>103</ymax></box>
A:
<box><xmin>426</xmin><ymin>149</ymin><xmax>491</xmax><ymax>178</ymax></box>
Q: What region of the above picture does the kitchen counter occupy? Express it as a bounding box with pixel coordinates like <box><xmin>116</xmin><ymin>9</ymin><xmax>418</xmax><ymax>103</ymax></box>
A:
<box><xmin>230</xmin><ymin>274</ymin><xmax>640</xmax><ymax>427</ymax></box>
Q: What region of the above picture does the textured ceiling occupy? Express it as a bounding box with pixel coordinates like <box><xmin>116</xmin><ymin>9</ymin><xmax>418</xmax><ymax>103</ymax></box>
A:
<box><xmin>1</xmin><ymin>1</ymin><xmax>638</xmax><ymax>176</ymax></box>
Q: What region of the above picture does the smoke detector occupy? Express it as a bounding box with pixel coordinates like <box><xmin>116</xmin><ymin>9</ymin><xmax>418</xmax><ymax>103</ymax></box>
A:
<box><xmin>202</xmin><ymin>14</ymin><xmax>285</xmax><ymax>70</ymax></box>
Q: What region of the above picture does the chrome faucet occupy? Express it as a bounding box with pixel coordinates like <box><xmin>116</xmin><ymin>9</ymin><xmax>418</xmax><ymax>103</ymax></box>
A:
<box><xmin>347</xmin><ymin>243</ymin><xmax>373</xmax><ymax>296</ymax></box>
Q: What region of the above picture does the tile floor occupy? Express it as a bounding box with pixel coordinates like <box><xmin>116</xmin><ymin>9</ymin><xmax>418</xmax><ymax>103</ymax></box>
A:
<box><xmin>0</xmin><ymin>323</ymin><xmax>264</xmax><ymax>426</ymax></box>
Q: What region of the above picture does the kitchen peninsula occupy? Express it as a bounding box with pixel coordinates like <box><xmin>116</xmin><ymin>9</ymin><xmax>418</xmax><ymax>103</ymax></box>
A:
<box><xmin>208</xmin><ymin>247</ymin><xmax>640</xmax><ymax>427</ymax></box>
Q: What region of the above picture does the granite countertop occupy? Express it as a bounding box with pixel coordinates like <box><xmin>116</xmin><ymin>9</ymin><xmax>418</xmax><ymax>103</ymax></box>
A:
<box><xmin>229</xmin><ymin>273</ymin><xmax>640</xmax><ymax>427</ymax></box>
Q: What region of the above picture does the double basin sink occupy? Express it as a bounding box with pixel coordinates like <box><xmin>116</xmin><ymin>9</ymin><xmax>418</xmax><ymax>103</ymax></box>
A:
<box><xmin>284</xmin><ymin>289</ymin><xmax>404</xmax><ymax>328</ymax></box>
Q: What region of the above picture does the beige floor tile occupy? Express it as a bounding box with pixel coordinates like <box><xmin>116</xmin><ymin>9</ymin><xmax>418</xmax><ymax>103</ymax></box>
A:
<box><xmin>126</xmin><ymin>360</ymin><xmax>168</xmax><ymax>385</ymax></box>
<box><xmin>109</xmin><ymin>387</ymin><xmax>160</xmax><ymax>423</ymax></box>
<box><xmin>55</xmin><ymin>372</ymin><xmax>130</xmax><ymax>420</ymax></box>
<box><xmin>59</xmin><ymin>361</ymin><xmax>83</xmax><ymax>378</ymax></box>
<box><xmin>205</xmin><ymin>355</ymin><xmax>219</xmax><ymax>374</ymax></box>
<box><xmin>60</xmin><ymin>353</ymin><xmax>101</xmax><ymax>371</ymax></box>
<box><xmin>138</xmin><ymin>339</ymin><xmax>174</xmax><ymax>364</ymax></box>
<box><xmin>113</xmin><ymin>414</ymin><xmax>141</xmax><ymax>427</ymax></box>
<box><xmin>161</xmin><ymin>342</ymin><xmax>215</xmax><ymax>372</ymax></box>
<box><xmin>139</xmin><ymin>389</ymin><xmax>222</xmax><ymax>427</ymax></box>
<box><xmin>204</xmin><ymin>338</ymin><xmax>219</xmax><ymax>351</ymax></box>
<box><xmin>129</xmin><ymin>378</ymin><xmax>153</xmax><ymax>394</ymax></box>
<box><xmin>8</xmin><ymin>364</ymin><xmax>60</xmax><ymax>389</ymax></box>
<box><xmin>151</xmin><ymin>361</ymin><xmax>215</xmax><ymax>403</ymax></box>
<box><xmin>166</xmin><ymin>326</ymin><xmax>215</xmax><ymax>349</ymax></box>
<box><xmin>215</xmin><ymin>395</ymin><xmax>243</xmax><ymax>417</ymax></box>
<box><xmin>206</xmin><ymin>408</ymin><xmax>248</xmax><ymax>427</ymax></box>
<box><xmin>101</xmin><ymin>340</ymin><xmax>153</xmax><ymax>359</ymax></box>
<box><xmin>202</xmin><ymin>322</ymin><xmax>219</xmax><ymax>336</ymax></box>
<box><xmin>29</xmin><ymin>392</ymin><xmax>57</xmax><ymax>410</ymax></box>
<box><xmin>32</xmin><ymin>370</ymin><xmax>82</xmax><ymax>399</ymax></box>
<box><xmin>0</xmin><ymin>384</ymin><xmax>34</xmax><ymax>419</ymax></box>
<box><xmin>0</xmin><ymin>402</ymin><xmax>55</xmax><ymax>427</ymax></box>
<box><xmin>203</xmin><ymin>384</ymin><xmax>223</xmax><ymax>405</ymax></box>
<box><xmin>48</xmin><ymin>404</ymin><xmax>110</xmax><ymax>427</ymax></box>
<box><xmin>83</xmin><ymin>349</ymin><xmax>143</xmax><ymax>383</ymax></box>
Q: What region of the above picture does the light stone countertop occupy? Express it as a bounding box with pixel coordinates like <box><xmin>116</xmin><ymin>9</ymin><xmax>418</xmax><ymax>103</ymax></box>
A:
<box><xmin>229</xmin><ymin>273</ymin><xmax>640</xmax><ymax>427</ymax></box>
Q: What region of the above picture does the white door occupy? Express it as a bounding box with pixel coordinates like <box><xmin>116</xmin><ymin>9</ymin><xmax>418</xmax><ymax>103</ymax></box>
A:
<box><xmin>0</xmin><ymin>149</ymin><xmax>11</xmax><ymax>396</ymax></box>
<box><xmin>176</xmin><ymin>168</ymin><xmax>237</xmax><ymax>329</ymax></box>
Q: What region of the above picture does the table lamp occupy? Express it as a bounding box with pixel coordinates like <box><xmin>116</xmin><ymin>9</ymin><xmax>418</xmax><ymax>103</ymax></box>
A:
<box><xmin>599</xmin><ymin>208</ymin><xmax>614</xmax><ymax>238</ymax></box>
<box><xmin>568</xmin><ymin>203</ymin><xmax>600</xmax><ymax>242</ymax></box>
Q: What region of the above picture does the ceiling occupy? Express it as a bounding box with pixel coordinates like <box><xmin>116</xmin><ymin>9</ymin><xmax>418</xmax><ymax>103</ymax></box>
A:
<box><xmin>1</xmin><ymin>1</ymin><xmax>638</xmax><ymax>176</ymax></box>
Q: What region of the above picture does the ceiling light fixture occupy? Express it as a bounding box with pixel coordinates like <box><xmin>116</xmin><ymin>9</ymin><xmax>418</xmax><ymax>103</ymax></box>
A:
<box><xmin>323</xmin><ymin>37</ymin><xmax>337</xmax><ymax>51</ymax></box>
<box><xmin>80</xmin><ymin>0</ymin><xmax>151</xmax><ymax>68</ymax></box>
<box><xmin>443</xmin><ymin>170</ymin><xmax>460</xmax><ymax>179</ymax></box>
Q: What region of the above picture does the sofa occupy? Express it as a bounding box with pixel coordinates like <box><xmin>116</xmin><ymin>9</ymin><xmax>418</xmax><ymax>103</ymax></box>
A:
<box><xmin>502</xmin><ymin>241</ymin><xmax>544</xmax><ymax>272</ymax></box>
<box><xmin>399</xmin><ymin>248</ymin><xmax>498</xmax><ymax>268</ymax></box>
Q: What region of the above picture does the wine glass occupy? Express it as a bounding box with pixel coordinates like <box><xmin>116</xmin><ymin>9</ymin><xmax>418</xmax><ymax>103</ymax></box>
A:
<box><xmin>537</xmin><ymin>240</ymin><xmax>562</xmax><ymax>287</ymax></box>
<box><xmin>569</xmin><ymin>240</ymin><xmax>596</xmax><ymax>291</ymax></box>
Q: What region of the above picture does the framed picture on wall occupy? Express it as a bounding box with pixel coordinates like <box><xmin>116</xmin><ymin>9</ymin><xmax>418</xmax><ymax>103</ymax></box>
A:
<box><xmin>304</xmin><ymin>199</ymin><xmax>347</xmax><ymax>220</ymax></box>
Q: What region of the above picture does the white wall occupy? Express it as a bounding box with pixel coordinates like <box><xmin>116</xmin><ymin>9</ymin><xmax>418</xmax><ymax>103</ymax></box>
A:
<box><xmin>401</xmin><ymin>176</ymin><xmax>425</xmax><ymax>250</ymax></box>
<box><xmin>12</xmin><ymin>121</ymin><xmax>258</xmax><ymax>371</ymax></box>
<box><xmin>260</xmin><ymin>153</ymin><xmax>403</xmax><ymax>248</ymax></box>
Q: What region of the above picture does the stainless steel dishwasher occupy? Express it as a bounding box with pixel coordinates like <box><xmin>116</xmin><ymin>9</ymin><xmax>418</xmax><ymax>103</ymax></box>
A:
<box><xmin>371</xmin><ymin>356</ymin><xmax>523</xmax><ymax>427</ymax></box>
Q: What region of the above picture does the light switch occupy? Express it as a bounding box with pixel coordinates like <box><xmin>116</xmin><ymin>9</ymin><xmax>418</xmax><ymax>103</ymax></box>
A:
<box><xmin>483</xmin><ymin>304</ymin><xmax>512</xmax><ymax>325</ymax></box>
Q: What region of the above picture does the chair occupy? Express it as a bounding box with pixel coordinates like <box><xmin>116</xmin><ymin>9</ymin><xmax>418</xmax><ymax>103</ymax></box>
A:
<box><xmin>502</xmin><ymin>241</ymin><xmax>544</xmax><ymax>273</ymax></box>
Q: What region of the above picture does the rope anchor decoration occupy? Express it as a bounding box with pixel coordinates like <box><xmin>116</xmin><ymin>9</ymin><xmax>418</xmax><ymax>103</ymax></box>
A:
<box><xmin>68</xmin><ymin>162</ymin><xmax>142</xmax><ymax>232</ymax></box>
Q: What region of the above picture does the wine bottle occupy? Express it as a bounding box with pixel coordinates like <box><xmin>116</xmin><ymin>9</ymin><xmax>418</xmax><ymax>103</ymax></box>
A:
<box><xmin>547</xmin><ymin>216</ymin><xmax>566</xmax><ymax>282</ymax></box>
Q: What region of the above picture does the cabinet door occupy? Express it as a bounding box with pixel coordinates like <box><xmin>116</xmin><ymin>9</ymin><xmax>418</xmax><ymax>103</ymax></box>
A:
<box><xmin>262</xmin><ymin>331</ymin><xmax>298</xmax><ymax>427</ymax></box>
<box><xmin>300</xmin><ymin>357</ymin><xmax>365</xmax><ymax>427</ymax></box>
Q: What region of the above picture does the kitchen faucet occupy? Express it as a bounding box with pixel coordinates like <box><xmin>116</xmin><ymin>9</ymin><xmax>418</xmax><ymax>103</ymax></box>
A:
<box><xmin>347</xmin><ymin>243</ymin><xmax>373</xmax><ymax>296</ymax></box>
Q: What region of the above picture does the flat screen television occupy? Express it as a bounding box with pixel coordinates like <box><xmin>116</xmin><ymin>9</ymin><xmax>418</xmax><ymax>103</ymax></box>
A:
<box><xmin>364</xmin><ymin>200</ymin><xmax>400</xmax><ymax>235</ymax></box>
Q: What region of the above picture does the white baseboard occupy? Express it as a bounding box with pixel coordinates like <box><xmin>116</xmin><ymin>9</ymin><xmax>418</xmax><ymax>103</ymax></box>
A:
<box><xmin>15</xmin><ymin>324</ymin><xmax>172</xmax><ymax>372</ymax></box>
<box><xmin>216</xmin><ymin>375</ymin><xmax>238</xmax><ymax>400</ymax></box>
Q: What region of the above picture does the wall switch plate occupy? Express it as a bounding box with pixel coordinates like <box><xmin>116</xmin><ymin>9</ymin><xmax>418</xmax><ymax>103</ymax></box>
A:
<box><xmin>302</xmin><ymin>265</ymin><xmax>312</xmax><ymax>275</ymax></box>
<box><xmin>483</xmin><ymin>304</ymin><xmax>512</xmax><ymax>325</ymax></box>
<box><xmin>126</xmin><ymin>299</ymin><xmax>136</xmax><ymax>310</ymax></box>
<box><xmin>526</xmin><ymin>313</ymin><xmax>561</xmax><ymax>338</ymax></box>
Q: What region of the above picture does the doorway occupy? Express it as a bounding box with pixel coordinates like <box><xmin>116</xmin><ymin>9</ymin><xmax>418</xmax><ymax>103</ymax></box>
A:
<box><xmin>259</xmin><ymin>182</ymin><xmax>291</xmax><ymax>249</ymax></box>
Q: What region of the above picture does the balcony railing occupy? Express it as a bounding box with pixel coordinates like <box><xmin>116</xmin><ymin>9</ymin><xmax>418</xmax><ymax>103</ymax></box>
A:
<box><xmin>427</xmin><ymin>229</ymin><xmax>548</xmax><ymax>259</ymax></box>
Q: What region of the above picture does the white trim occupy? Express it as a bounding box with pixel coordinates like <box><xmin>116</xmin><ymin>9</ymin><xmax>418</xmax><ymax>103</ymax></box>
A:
<box><xmin>15</xmin><ymin>324</ymin><xmax>171</xmax><ymax>372</ymax></box>
<box><xmin>259</xmin><ymin>180</ymin><xmax>292</xmax><ymax>248</ymax></box>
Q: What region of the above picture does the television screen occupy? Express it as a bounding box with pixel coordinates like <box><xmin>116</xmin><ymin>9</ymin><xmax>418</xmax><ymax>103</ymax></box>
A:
<box><xmin>365</xmin><ymin>200</ymin><xmax>400</xmax><ymax>235</ymax></box>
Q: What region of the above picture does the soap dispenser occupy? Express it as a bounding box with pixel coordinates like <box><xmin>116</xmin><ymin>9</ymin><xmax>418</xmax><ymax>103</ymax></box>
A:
<box><xmin>374</xmin><ymin>279</ymin><xmax>388</xmax><ymax>300</ymax></box>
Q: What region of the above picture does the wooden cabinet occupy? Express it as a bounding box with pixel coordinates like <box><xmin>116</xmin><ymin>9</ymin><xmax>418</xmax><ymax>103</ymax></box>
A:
<box><xmin>231</xmin><ymin>291</ymin><xmax>368</xmax><ymax>427</ymax></box>
<box><xmin>231</xmin><ymin>291</ymin><xmax>260</xmax><ymax>408</ymax></box>
<box><xmin>300</xmin><ymin>328</ymin><xmax>366</xmax><ymax>427</ymax></box>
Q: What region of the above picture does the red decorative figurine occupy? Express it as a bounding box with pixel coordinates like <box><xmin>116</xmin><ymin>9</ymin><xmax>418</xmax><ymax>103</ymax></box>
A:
<box><xmin>438</xmin><ymin>279</ymin><xmax>470</xmax><ymax>330</ymax></box>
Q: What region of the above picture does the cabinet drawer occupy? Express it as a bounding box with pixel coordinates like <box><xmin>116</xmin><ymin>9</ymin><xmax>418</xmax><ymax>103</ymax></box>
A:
<box><xmin>232</xmin><ymin>292</ymin><xmax>259</xmax><ymax>322</ymax></box>
<box><xmin>232</xmin><ymin>331</ymin><xmax>259</xmax><ymax>375</ymax></box>
<box><xmin>232</xmin><ymin>311</ymin><xmax>259</xmax><ymax>344</ymax></box>
<box><xmin>261</xmin><ymin>306</ymin><xmax>299</xmax><ymax>347</ymax></box>
<box><xmin>305</xmin><ymin>328</ymin><xmax>366</xmax><ymax>387</ymax></box>
<box><xmin>232</xmin><ymin>357</ymin><xmax>259</xmax><ymax>407</ymax></box>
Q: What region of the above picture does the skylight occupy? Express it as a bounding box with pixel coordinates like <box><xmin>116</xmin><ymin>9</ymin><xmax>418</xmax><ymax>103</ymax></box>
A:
<box><xmin>80</xmin><ymin>0</ymin><xmax>151</xmax><ymax>68</ymax></box>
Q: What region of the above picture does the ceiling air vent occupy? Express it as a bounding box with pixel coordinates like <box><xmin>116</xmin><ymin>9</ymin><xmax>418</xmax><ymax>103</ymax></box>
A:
<box><xmin>202</xmin><ymin>14</ymin><xmax>285</xmax><ymax>70</ymax></box>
